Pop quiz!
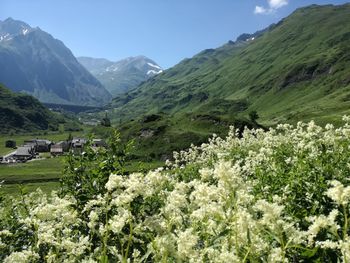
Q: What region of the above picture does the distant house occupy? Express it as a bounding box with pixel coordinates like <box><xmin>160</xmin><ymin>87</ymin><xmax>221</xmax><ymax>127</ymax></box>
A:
<box><xmin>24</xmin><ymin>140</ymin><xmax>38</xmax><ymax>150</ymax></box>
<box><xmin>50</xmin><ymin>144</ymin><xmax>64</xmax><ymax>156</ymax></box>
<box><xmin>92</xmin><ymin>139</ymin><xmax>106</xmax><ymax>148</ymax></box>
<box><xmin>72</xmin><ymin>138</ymin><xmax>87</xmax><ymax>154</ymax></box>
<box><xmin>36</xmin><ymin>140</ymin><xmax>53</xmax><ymax>152</ymax></box>
<box><xmin>58</xmin><ymin>141</ymin><xmax>70</xmax><ymax>152</ymax></box>
<box><xmin>24</xmin><ymin>139</ymin><xmax>52</xmax><ymax>152</ymax></box>
<box><xmin>14</xmin><ymin>146</ymin><xmax>35</xmax><ymax>161</ymax></box>
<box><xmin>91</xmin><ymin>139</ymin><xmax>107</xmax><ymax>152</ymax></box>
<box><xmin>50</xmin><ymin>141</ymin><xmax>69</xmax><ymax>156</ymax></box>
<box><xmin>72</xmin><ymin>138</ymin><xmax>86</xmax><ymax>147</ymax></box>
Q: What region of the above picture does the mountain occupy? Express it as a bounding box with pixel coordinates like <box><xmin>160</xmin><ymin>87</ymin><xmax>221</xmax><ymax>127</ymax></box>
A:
<box><xmin>110</xmin><ymin>4</ymin><xmax>350</xmax><ymax>126</ymax></box>
<box><xmin>0</xmin><ymin>18</ymin><xmax>111</xmax><ymax>106</ymax></box>
<box><xmin>0</xmin><ymin>83</ymin><xmax>61</xmax><ymax>133</ymax></box>
<box><xmin>78</xmin><ymin>56</ymin><xmax>163</xmax><ymax>96</ymax></box>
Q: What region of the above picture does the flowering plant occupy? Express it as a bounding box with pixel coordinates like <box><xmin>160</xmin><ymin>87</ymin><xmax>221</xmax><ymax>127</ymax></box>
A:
<box><xmin>2</xmin><ymin>118</ymin><xmax>350</xmax><ymax>262</ymax></box>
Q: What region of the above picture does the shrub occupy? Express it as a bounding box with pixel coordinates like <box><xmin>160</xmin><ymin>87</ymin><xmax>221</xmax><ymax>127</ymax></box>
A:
<box><xmin>2</xmin><ymin>118</ymin><xmax>350</xmax><ymax>262</ymax></box>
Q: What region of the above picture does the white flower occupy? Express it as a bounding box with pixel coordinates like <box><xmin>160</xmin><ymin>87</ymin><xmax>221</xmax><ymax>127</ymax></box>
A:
<box><xmin>199</xmin><ymin>167</ymin><xmax>213</xmax><ymax>181</ymax></box>
<box><xmin>268</xmin><ymin>247</ymin><xmax>285</xmax><ymax>263</ymax></box>
<box><xmin>326</xmin><ymin>180</ymin><xmax>350</xmax><ymax>206</ymax></box>
<box><xmin>4</xmin><ymin>251</ymin><xmax>39</xmax><ymax>263</ymax></box>
<box><xmin>177</xmin><ymin>229</ymin><xmax>198</xmax><ymax>259</ymax></box>
<box><xmin>88</xmin><ymin>210</ymin><xmax>99</xmax><ymax>229</ymax></box>
<box><xmin>0</xmin><ymin>230</ymin><xmax>12</xmax><ymax>236</ymax></box>
<box><xmin>153</xmin><ymin>234</ymin><xmax>176</xmax><ymax>255</ymax></box>
<box><xmin>108</xmin><ymin>208</ymin><xmax>132</xmax><ymax>234</ymax></box>
<box><xmin>342</xmin><ymin>115</ymin><xmax>350</xmax><ymax>123</ymax></box>
<box><xmin>307</xmin><ymin>210</ymin><xmax>339</xmax><ymax>244</ymax></box>
<box><xmin>105</xmin><ymin>174</ymin><xmax>123</xmax><ymax>192</ymax></box>
<box><xmin>339</xmin><ymin>237</ymin><xmax>350</xmax><ymax>262</ymax></box>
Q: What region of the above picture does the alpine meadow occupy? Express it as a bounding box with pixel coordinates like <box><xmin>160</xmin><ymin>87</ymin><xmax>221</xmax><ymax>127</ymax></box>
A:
<box><xmin>1</xmin><ymin>1</ymin><xmax>350</xmax><ymax>262</ymax></box>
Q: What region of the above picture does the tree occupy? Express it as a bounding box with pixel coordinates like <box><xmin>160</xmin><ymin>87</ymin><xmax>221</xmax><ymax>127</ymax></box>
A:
<box><xmin>101</xmin><ymin>113</ymin><xmax>111</xmax><ymax>127</ymax></box>
<box><xmin>67</xmin><ymin>132</ymin><xmax>73</xmax><ymax>142</ymax></box>
<box><xmin>249</xmin><ymin>110</ymin><xmax>259</xmax><ymax>123</ymax></box>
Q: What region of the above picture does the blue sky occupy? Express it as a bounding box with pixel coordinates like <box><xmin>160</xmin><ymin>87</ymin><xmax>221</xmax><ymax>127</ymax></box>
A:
<box><xmin>0</xmin><ymin>0</ymin><xmax>348</xmax><ymax>68</ymax></box>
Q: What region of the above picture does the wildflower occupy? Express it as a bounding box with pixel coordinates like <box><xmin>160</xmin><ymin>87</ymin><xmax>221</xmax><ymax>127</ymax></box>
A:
<box><xmin>268</xmin><ymin>247</ymin><xmax>285</xmax><ymax>263</ymax></box>
<box><xmin>326</xmin><ymin>180</ymin><xmax>350</xmax><ymax>206</ymax></box>
<box><xmin>306</xmin><ymin>210</ymin><xmax>339</xmax><ymax>244</ymax></box>
<box><xmin>108</xmin><ymin>208</ymin><xmax>131</xmax><ymax>234</ymax></box>
<box><xmin>176</xmin><ymin>229</ymin><xmax>198</xmax><ymax>259</ymax></box>
<box><xmin>4</xmin><ymin>251</ymin><xmax>39</xmax><ymax>263</ymax></box>
<box><xmin>88</xmin><ymin>210</ymin><xmax>99</xmax><ymax>229</ymax></box>
<box><xmin>105</xmin><ymin>174</ymin><xmax>123</xmax><ymax>192</ymax></box>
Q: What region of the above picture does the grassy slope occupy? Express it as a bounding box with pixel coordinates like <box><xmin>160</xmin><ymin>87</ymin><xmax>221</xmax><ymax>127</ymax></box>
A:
<box><xmin>103</xmin><ymin>39</ymin><xmax>259</xmax><ymax>161</ymax></box>
<box><xmin>110</xmin><ymin>4</ymin><xmax>350</xmax><ymax>127</ymax></box>
<box><xmin>0</xmin><ymin>83</ymin><xmax>82</xmax><ymax>133</ymax></box>
<box><xmin>119</xmin><ymin>113</ymin><xmax>257</xmax><ymax>161</ymax></box>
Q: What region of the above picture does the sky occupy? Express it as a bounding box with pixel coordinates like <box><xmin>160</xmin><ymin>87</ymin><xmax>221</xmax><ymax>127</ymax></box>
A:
<box><xmin>0</xmin><ymin>0</ymin><xmax>349</xmax><ymax>68</ymax></box>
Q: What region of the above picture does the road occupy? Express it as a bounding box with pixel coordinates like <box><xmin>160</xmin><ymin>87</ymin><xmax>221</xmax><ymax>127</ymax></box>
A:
<box><xmin>2</xmin><ymin>150</ymin><xmax>16</xmax><ymax>159</ymax></box>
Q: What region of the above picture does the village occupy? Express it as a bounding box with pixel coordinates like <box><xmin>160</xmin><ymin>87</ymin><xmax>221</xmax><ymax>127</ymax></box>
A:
<box><xmin>0</xmin><ymin>138</ymin><xmax>106</xmax><ymax>164</ymax></box>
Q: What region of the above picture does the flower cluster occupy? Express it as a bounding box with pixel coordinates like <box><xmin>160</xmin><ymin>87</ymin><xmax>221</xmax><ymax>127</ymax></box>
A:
<box><xmin>2</xmin><ymin>118</ymin><xmax>350</xmax><ymax>262</ymax></box>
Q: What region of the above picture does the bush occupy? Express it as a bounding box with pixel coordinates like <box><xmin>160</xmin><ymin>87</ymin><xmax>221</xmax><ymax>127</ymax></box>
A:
<box><xmin>2</xmin><ymin>118</ymin><xmax>350</xmax><ymax>262</ymax></box>
<box><xmin>60</xmin><ymin>130</ymin><xmax>133</xmax><ymax>208</ymax></box>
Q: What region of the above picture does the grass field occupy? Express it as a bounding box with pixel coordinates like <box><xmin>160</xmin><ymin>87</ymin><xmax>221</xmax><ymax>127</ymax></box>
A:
<box><xmin>0</xmin><ymin>130</ymin><xmax>87</xmax><ymax>195</ymax></box>
<box><xmin>0</xmin><ymin>157</ymin><xmax>64</xmax><ymax>182</ymax></box>
<box><xmin>1</xmin><ymin>181</ymin><xmax>60</xmax><ymax>195</ymax></box>
<box><xmin>0</xmin><ymin>125</ymin><xmax>177</xmax><ymax>196</ymax></box>
<box><xmin>0</xmin><ymin>157</ymin><xmax>64</xmax><ymax>194</ymax></box>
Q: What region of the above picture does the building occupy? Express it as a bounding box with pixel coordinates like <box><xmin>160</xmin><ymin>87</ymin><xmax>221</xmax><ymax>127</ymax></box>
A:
<box><xmin>13</xmin><ymin>146</ymin><xmax>35</xmax><ymax>161</ymax></box>
<box><xmin>92</xmin><ymin>139</ymin><xmax>106</xmax><ymax>148</ymax></box>
<box><xmin>24</xmin><ymin>140</ymin><xmax>38</xmax><ymax>150</ymax></box>
<box><xmin>36</xmin><ymin>140</ymin><xmax>53</xmax><ymax>152</ymax></box>
<box><xmin>50</xmin><ymin>141</ymin><xmax>69</xmax><ymax>156</ymax></box>
<box><xmin>58</xmin><ymin>141</ymin><xmax>70</xmax><ymax>152</ymax></box>
<box><xmin>72</xmin><ymin>138</ymin><xmax>87</xmax><ymax>154</ymax></box>
<box><xmin>50</xmin><ymin>144</ymin><xmax>64</xmax><ymax>156</ymax></box>
<box><xmin>24</xmin><ymin>139</ymin><xmax>52</xmax><ymax>152</ymax></box>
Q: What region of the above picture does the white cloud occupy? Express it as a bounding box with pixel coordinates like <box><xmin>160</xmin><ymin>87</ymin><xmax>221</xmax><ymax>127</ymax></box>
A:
<box><xmin>254</xmin><ymin>6</ymin><xmax>269</xmax><ymax>14</ymax></box>
<box><xmin>254</xmin><ymin>0</ymin><xmax>288</xmax><ymax>15</ymax></box>
<box><xmin>268</xmin><ymin>0</ymin><xmax>288</xmax><ymax>9</ymax></box>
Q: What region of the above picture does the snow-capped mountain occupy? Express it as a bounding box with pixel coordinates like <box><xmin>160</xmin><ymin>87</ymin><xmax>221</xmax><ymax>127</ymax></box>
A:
<box><xmin>78</xmin><ymin>56</ymin><xmax>163</xmax><ymax>96</ymax></box>
<box><xmin>0</xmin><ymin>18</ymin><xmax>33</xmax><ymax>41</ymax></box>
<box><xmin>0</xmin><ymin>18</ymin><xmax>112</xmax><ymax>106</ymax></box>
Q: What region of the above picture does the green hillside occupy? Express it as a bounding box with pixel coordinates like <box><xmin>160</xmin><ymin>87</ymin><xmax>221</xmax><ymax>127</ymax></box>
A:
<box><xmin>0</xmin><ymin>83</ymin><xmax>64</xmax><ymax>133</ymax></box>
<box><xmin>110</xmin><ymin>4</ymin><xmax>350</xmax><ymax>126</ymax></box>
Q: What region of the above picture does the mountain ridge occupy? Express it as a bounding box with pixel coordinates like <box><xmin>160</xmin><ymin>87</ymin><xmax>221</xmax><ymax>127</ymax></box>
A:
<box><xmin>78</xmin><ymin>55</ymin><xmax>163</xmax><ymax>96</ymax></box>
<box><xmin>0</xmin><ymin>18</ymin><xmax>112</xmax><ymax>106</ymax></box>
<box><xmin>108</xmin><ymin>3</ymin><xmax>350</xmax><ymax>126</ymax></box>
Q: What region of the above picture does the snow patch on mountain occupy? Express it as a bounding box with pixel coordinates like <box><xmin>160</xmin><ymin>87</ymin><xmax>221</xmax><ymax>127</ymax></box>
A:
<box><xmin>147</xmin><ymin>62</ymin><xmax>162</xmax><ymax>70</ymax></box>
<box><xmin>106</xmin><ymin>66</ymin><xmax>119</xmax><ymax>72</ymax></box>
<box><xmin>0</xmin><ymin>33</ymin><xmax>11</xmax><ymax>42</ymax></box>
<box><xmin>147</xmin><ymin>69</ymin><xmax>163</xmax><ymax>75</ymax></box>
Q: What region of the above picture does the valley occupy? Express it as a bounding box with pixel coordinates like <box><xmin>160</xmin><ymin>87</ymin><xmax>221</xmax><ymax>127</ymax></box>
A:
<box><xmin>2</xmin><ymin>4</ymin><xmax>350</xmax><ymax>196</ymax></box>
<box><xmin>108</xmin><ymin>4</ymin><xmax>350</xmax><ymax>127</ymax></box>
<box><xmin>1</xmin><ymin>2</ymin><xmax>350</xmax><ymax>261</ymax></box>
